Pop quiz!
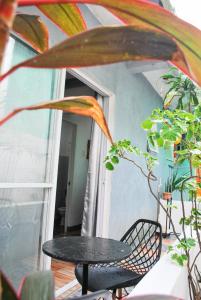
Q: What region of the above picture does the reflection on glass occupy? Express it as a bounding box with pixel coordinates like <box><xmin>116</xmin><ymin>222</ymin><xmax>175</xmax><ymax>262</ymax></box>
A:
<box><xmin>0</xmin><ymin>38</ymin><xmax>56</xmax><ymax>183</ymax></box>
<box><xmin>0</xmin><ymin>189</ymin><xmax>47</xmax><ymax>288</ymax></box>
<box><xmin>0</xmin><ymin>37</ymin><xmax>57</xmax><ymax>287</ymax></box>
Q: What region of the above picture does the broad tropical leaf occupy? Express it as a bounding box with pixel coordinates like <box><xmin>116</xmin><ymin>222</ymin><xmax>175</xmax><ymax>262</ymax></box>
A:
<box><xmin>0</xmin><ymin>96</ymin><xmax>113</xmax><ymax>143</ymax></box>
<box><xmin>0</xmin><ymin>271</ymin><xmax>18</xmax><ymax>300</ymax></box>
<box><xmin>20</xmin><ymin>271</ymin><xmax>54</xmax><ymax>300</ymax></box>
<box><xmin>0</xmin><ymin>0</ymin><xmax>17</xmax><ymax>70</ymax></box>
<box><xmin>17</xmin><ymin>0</ymin><xmax>201</xmax><ymax>86</ymax></box>
<box><xmin>0</xmin><ymin>26</ymin><xmax>185</xmax><ymax>82</ymax></box>
<box><xmin>13</xmin><ymin>14</ymin><xmax>49</xmax><ymax>53</ymax></box>
<box><xmin>37</xmin><ymin>4</ymin><xmax>86</xmax><ymax>36</ymax></box>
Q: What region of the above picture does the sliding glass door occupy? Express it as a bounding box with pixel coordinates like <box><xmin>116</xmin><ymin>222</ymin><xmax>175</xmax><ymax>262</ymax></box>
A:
<box><xmin>0</xmin><ymin>37</ymin><xmax>62</xmax><ymax>288</ymax></box>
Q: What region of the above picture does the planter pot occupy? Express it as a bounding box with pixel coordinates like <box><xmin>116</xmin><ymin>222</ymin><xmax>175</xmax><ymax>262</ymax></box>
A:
<box><xmin>162</xmin><ymin>192</ymin><xmax>172</xmax><ymax>200</ymax></box>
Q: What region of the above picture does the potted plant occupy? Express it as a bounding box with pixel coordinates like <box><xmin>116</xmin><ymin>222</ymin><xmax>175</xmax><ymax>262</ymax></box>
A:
<box><xmin>163</xmin><ymin>177</ymin><xmax>172</xmax><ymax>200</ymax></box>
<box><xmin>104</xmin><ymin>68</ymin><xmax>201</xmax><ymax>299</ymax></box>
<box><xmin>163</xmin><ymin>170</ymin><xmax>189</xmax><ymax>200</ymax></box>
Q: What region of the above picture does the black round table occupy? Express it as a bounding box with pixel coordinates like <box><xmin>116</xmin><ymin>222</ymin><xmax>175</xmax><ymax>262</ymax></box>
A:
<box><xmin>42</xmin><ymin>236</ymin><xmax>132</xmax><ymax>294</ymax></box>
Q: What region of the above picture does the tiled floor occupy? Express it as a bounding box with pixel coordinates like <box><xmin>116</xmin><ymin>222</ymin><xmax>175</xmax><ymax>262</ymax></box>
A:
<box><xmin>52</xmin><ymin>235</ymin><xmax>177</xmax><ymax>299</ymax></box>
<box><xmin>52</xmin><ymin>260</ymin><xmax>75</xmax><ymax>289</ymax></box>
<box><xmin>52</xmin><ymin>259</ymin><xmax>81</xmax><ymax>299</ymax></box>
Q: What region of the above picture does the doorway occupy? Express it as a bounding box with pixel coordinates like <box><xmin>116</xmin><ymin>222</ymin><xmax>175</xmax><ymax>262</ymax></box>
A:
<box><xmin>53</xmin><ymin>120</ymin><xmax>76</xmax><ymax>236</ymax></box>
<box><xmin>53</xmin><ymin>73</ymin><xmax>96</xmax><ymax>237</ymax></box>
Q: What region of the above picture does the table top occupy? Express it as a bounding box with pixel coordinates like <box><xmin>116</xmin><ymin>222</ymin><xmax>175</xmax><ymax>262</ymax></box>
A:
<box><xmin>42</xmin><ymin>236</ymin><xmax>132</xmax><ymax>264</ymax></box>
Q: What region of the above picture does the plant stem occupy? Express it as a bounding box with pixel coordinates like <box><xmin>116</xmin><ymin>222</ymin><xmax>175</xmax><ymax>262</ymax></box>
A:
<box><xmin>120</xmin><ymin>154</ymin><xmax>157</xmax><ymax>181</ymax></box>
<box><xmin>147</xmin><ymin>171</ymin><xmax>181</xmax><ymax>242</ymax></box>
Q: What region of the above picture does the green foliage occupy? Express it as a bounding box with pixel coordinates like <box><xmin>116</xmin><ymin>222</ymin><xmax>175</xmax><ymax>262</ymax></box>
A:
<box><xmin>180</xmin><ymin>207</ymin><xmax>201</xmax><ymax>230</ymax></box>
<box><xmin>164</xmin><ymin>177</ymin><xmax>172</xmax><ymax>192</ymax></box>
<box><xmin>141</xmin><ymin>119</ymin><xmax>153</xmax><ymax>130</ymax></box>
<box><xmin>105</xmin><ymin>139</ymin><xmax>157</xmax><ymax>172</ymax></box>
<box><xmin>105</xmin><ymin>68</ymin><xmax>201</xmax><ymax>279</ymax></box>
<box><xmin>105</xmin><ymin>161</ymin><xmax>114</xmax><ymax>171</ymax></box>
<box><xmin>141</xmin><ymin>106</ymin><xmax>201</xmax><ymax>168</ymax></box>
<box><xmin>171</xmin><ymin>253</ymin><xmax>188</xmax><ymax>266</ymax></box>
<box><xmin>164</xmin><ymin>170</ymin><xmax>190</xmax><ymax>193</ymax></box>
<box><xmin>162</xmin><ymin>67</ymin><xmax>201</xmax><ymax>109</ymax></box>
<box><xmin>168</xmin><ymin>238</ymin><xmax>196</xmax><ymax>266</ymax></box>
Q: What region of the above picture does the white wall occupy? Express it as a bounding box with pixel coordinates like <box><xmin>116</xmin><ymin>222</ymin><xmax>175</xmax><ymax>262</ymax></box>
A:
<box><xmin>63</xmin><ymin>84</ymin><xmax>94</xmax><ymax>227</ymax></box>
<box><xmin>159</xmin><ymin>199</ymin><xmax>193</xmax><ymax>234</ymax></box>
<box><xmin>76</xmin><ymin>65</ymin><xmax>163</xmax><ymax>239</ymax></box>
<box><xmin>63</xmin><ymin>113</ymin><xmax>92</xmax><ymax>227</ymax></box>
<box><xmin>128</xmin><ymin>238</ymin><xmax>201</xmax><ymax>300</ymax></box>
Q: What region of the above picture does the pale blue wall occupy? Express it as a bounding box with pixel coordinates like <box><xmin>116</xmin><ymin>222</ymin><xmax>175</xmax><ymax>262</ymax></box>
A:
<box><xmin>75</xmin><ymin>65</ymin><xmax>163</xmax><ymax>239</ymax></box>
<box><xmin>19</xmin><ymin>6</ymin><xmax>163</xmax><ymax>239</ymax></box>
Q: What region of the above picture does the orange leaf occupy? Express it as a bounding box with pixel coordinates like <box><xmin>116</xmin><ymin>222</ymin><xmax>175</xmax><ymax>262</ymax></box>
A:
<box><xmin>37</xmin><ymin>4</ymin><xmax>86</xmax><ymax>36</ymax></box>
<box><xmin>18</xmin><ymin>0</ymin><xmax>201</xmax><ymax>86</ymax></box>
<box><xmin>0</xmin><ymin>25</ymin><xmax>185</xmax><ymax>82</ymax></box>
<box><xmin>13</xmin><ymin>13</ymin><xmax>49</xmax><ymax>53</ymax></box>
<box><xmin>0</xmin><ymin>96</ymin><xmax>113</xmax><ymax>143</ymax></box>
<box><xmin>0</xmin><ymin>0</ymin><xmax>17</xmax><ymax>70</ymax></box>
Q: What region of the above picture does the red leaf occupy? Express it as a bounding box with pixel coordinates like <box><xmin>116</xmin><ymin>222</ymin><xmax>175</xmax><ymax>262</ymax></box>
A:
<box><xmin>17</xmin><ymin>0</ymin><xmax>201</xmax><ymax>86</ymax></box>
<box><xmin>0</xmin><ymin>96</ymin><xmax>113</xmax><ymax>143</ymax></box>
<box><xmin>0</xmin><ymin>0</ymin><xmax>17</xmax><ymax>69</ymax></box>
<box><xmin>0</xmin><ymin>25</ymin><xmax>185</xmax><ymax>83</ymax></box>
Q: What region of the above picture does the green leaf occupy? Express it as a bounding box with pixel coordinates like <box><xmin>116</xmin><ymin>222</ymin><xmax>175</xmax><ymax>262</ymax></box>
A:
<box><xmin>186</xmin><ymin>238</ymin><xmax>196</xmax><ymax>248</ymax></box>
<box><xmin>105</xmin><ymin>162</ymin><xmax>114</xmax><ymax>171</ymax></box>
<box><xmin>162</xmin><ymin>74</ymin><xmax>175</xmax><ymax>80</ymax></box>
<box><xmin>37</xmin><ymin>4</ymin><xmax>86</xmax><ymax>36</ymax></box>
<box><xmin>13</xmin><ymin>13</ymin><xmax>49</xmax><ymax>53</ymax></box>
<box><xmin>19</xmin><ymin>271</ymin><xmax>54</xmax><ymax>300</ymax></box>
<box><xmin>141</xmin><ymin>119</ymin><xmax>153</xmax><ymax>130</ymax></box>
<box><xmin>192</xmin><ymin>94</ymin><xmax>199</xmax><ymax>106</ymax></box>
<box><xmin>162</xmin><ymin>130</ymin><xmax>180</xmax><ymax>142</ymax></box>
<box><xmin>148</xmin><ymin>135</ymin><xmax>155</xmax><ymax>147</ymax></box>
<box><xmin>156</xmin><ymin>137</ymin><xmax>164</xmax><ymax>147</ymax></box>
<box><xmin>171</xmin><ymin>253</ymin><xmax>185</xmax><ymax>266</ymax></box>
<box><xmin>167</xmin><ymin>245</ymin><xmax>173</xmax><ymax>252</ymax></box>
<box><xmin>181</xmin><ymin>254</ymin><xmax>188</xmax><ymax>261</ymax></box>
<box><xmin>111</xmin><ymin>156</ymin><xmax>119</xmax><ymax>164</ymax></box>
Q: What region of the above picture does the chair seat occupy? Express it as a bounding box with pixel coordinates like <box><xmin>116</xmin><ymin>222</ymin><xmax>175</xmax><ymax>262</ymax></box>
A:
<box><xmin>75</xmin><ymin>264</ymin><xmax>143</xmax><ymax>291</ymax></box>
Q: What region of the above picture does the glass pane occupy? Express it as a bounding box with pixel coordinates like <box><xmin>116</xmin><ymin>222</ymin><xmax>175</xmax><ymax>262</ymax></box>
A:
<box><xmin>0</xmin><ymin>38</ymin><xmax>56</xmax><ymax>183</ymax></box>
<box><xmin>0</xmin><ymin>188</ymin><xmax>48</xmax><ymax>288</ymax></box>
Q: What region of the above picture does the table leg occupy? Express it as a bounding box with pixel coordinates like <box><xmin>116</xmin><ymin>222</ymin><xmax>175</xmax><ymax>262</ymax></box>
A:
<box><xmin>82</xmin><ymin>264</ymin><xmax>88</xmax><ymax>295</ymax></box>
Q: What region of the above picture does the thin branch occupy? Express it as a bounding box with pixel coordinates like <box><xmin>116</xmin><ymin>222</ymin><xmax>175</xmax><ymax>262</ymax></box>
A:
<box><xmin>180</xmin><ymin>177</ymin><xmax>188</xmax><ymax>243</ymax></box>
<box><xmin>190</xmin><ymin>250</ymin><xmax>201</xmax><ymax>273</ymax></box>
<box><xmin>194</xmin><ymin>195</ymin><xmax>201</xmax><ymax>252</ymax></box>
<box><xmin>147</xmin><ymin>171</ymin><xmax>181</xmax><ymax>242</ymax></box>
<box><xmin>180</xmin><ymin>176</ymin><xmax>201</xmax><ymax>299</ymax></box>
<box><xmin>120</xmin><ymin>154</ymin><xmax>157</xmax><ymax>181</ymax></box>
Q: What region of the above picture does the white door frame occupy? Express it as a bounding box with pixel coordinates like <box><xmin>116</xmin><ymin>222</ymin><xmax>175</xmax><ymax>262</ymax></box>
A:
<box><xmin>62</xmin><ymin>120</ymin><xmax>77</xmax><ymax>233</ymax></box>
<box><xmin>44</xmin><ymin>68</ymin><xmax>115</xmax><ymax>269</ymax></box>
<box><xmin>67</xmin><ymin>69</ymin><xmax>115</xmax><ymax>238</ymax></box>
<box><xmin>42</xmin><ymin>69</ymin><xmax>66</xmax><ymax>270</ymax></box>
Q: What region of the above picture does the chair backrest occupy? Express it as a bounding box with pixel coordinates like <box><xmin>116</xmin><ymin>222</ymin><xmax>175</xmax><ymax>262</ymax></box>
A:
<box><xmin>119</xmin><ymin>219</ymin><xmax>162</xmax><ymax>275</ymax></box>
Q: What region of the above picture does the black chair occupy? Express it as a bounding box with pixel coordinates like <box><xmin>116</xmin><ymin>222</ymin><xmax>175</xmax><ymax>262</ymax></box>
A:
<box><xmin>75</xmin><ymin>219</ymin><xmax>162</xmax><ymax>292</ymax></box>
